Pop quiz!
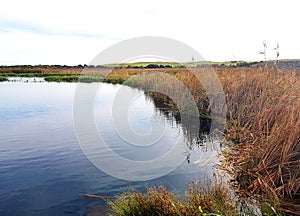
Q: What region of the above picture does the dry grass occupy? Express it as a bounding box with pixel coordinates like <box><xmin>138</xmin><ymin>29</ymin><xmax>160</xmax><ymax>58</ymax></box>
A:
<box><xmin>116</xmin><ymin>67</ymin><xmax>300</xmax><ymax>214</ymax></box>
<box><xmin>219</xmin><ymin>68</ymin><xmax>300</xmax><ymax>214</ymax></box>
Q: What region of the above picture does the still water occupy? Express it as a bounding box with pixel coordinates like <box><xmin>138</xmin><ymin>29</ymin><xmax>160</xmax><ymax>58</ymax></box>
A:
<box><xmin>0</xmin><ymin>80</ymin><xmax>220</xmax><ymax>215</ymax></box>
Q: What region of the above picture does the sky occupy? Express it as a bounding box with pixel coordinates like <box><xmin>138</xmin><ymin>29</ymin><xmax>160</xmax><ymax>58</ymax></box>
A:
<box><xmin>0</xmin><ymin>0</ymin><xmax>299</xmax><ymax>65</ymax></box>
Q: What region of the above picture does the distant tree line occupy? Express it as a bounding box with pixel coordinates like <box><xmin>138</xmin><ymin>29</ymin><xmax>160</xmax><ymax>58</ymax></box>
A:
<box><xmin>127</xmin><ymin>64</ymin><xmax>172</xmax><ymax>69</ymax></box>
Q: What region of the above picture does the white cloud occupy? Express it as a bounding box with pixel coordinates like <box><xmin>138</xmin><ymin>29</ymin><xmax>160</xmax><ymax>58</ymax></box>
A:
<box><xmin>0</xmin><ymin>0</ymin><xmax>299</xmax><ymax>64</ymax></box>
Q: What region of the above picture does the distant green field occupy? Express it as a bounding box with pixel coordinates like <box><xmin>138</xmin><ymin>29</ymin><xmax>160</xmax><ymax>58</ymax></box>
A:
<box><xmin>102</xmin><ymin>60</ymin><xmax>258</xmax><ymax>68</ymax></box>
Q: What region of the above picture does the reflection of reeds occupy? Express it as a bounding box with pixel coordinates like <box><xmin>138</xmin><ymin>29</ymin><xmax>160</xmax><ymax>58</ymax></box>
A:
<box><xmin>144</xmin><ymin>93</ymin><xmax>222</xmax><ymax>154</ymax></box>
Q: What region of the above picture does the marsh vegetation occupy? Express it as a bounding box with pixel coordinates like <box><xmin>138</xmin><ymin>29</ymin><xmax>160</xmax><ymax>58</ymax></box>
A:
<box><xmin>1</xmin><ymin>64</ymin><xmax>299</xmax><ymax>215</ymax></box>
<box><xmin>106</xmin><ymin>67</ymin><xmax>300</xmax><ymax>215</ymax></box>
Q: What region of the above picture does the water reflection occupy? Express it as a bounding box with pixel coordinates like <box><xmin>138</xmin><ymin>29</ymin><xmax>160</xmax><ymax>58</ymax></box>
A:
<box><xmin>0</xmin><ymin>81</ymin><xmax>222</xmax><ymax>215</ymax></box>
<box><xmin>144</xmin><ymin>91</ymin><xmax>223</xmax><ymax>165</ymax></box>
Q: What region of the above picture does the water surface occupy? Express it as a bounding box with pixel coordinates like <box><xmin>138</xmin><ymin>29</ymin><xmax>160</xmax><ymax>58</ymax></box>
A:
<box><xmin>0</xmin><ymin>81</ymin><xmax>220</xmax><ymax>215</ymax></box>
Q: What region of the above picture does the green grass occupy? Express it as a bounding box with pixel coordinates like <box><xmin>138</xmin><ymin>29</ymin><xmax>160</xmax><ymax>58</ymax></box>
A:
<box><xmin>102</xmin><ymin>61</ymin><xmax>257</xmax><ymax>68</ymax></box>
<box><xmin>107</xmin><ymin>183</ymin><xmax>239</xmax><ymax>216</ymax></box>
<box><xmin>106</xmin><ymin>182</ymin><xmax>284</xmax><ymax>216</ymax></box>
<box><xmin>0</xmin><ymin>71</ymin><xmax>128</xmax><ymax>84</ymax></box>
<box><xmin>0</xmin><ymin>76</ymin><xmax>8</xmax><ymax>82</ymax></box>
<box><xmin>44</xmin><ymin>75</ymin><xmax>80</xmax><ymax>82</ymax></box>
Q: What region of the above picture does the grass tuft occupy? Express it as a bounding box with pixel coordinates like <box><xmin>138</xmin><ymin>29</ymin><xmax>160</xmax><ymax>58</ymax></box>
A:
<box><xmin>107</xmin><ymin>183</ymin><xmax>238</xmax><ymax>216</ymax></box>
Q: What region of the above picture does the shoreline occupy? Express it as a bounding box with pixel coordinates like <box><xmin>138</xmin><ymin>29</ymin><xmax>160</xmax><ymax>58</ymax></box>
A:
<box><xmin>1</xmin><ymin>66</ymin><xmax>299</xmax><ymax>215</ymax></box>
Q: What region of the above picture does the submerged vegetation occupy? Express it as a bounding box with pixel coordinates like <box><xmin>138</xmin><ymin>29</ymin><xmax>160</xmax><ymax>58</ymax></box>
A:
<box><xmin>1</xmin><ymin>63</ymin><xmax>299</xmax><ymax>215</ymax></box>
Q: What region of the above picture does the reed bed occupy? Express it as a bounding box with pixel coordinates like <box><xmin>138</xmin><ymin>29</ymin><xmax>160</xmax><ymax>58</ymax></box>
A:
<box><xmin>219</xmin><ymin>68</ymin><xmax>300</xmax><ymax>214</ymax></box>
<box><xmin>118</xmin><ymin>67</ymin><xmax>300</xmax><ymax>214</ymax></box>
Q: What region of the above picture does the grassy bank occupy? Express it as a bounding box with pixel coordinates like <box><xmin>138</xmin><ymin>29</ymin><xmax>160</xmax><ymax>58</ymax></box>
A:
<box><xmin>107</xmin><ymin>183</ymin><xmax>239</xmax><ymax>216</ymax></box>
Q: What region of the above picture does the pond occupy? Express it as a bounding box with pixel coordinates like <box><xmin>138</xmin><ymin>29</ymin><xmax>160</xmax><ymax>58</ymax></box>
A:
<box><xmin>0</xmin><ymin>80</ymin><xmax>221</xmax><ymax>215</ymax></box>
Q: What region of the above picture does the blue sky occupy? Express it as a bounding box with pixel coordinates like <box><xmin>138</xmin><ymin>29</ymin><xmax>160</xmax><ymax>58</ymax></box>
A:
<box><xmin>0</xmin><ymin>0</ymin><xmax>299</xmax><ymax>65</ymax></box>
